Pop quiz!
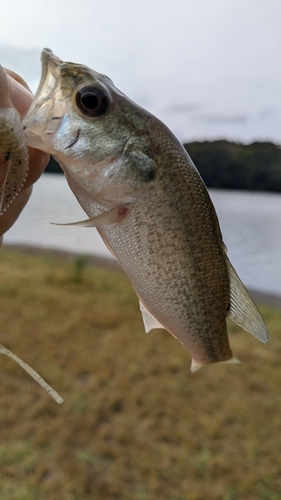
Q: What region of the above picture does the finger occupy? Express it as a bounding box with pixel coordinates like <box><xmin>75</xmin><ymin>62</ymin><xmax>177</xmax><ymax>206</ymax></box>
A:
<box><xmin>25</xmin><ymin>146</ymin><xmax>50</xmax><ymax>187</ymax></box>
<box><xmin>6</xmin><ymin>72</ymin><xmax>34</xmax><ymax>117</ymax></box>
<box><xmin>0</xmin><ymin>186</ymin><xmax>32</xmax><ymax>236</ymax></box>
<box><xmin>0</xmin><ymin>66</ymin><xmax>13</xmax><ymax>107</ymax></box>
<box><xmin>4</xmin><ymin>68</ymin><xmax>32</xmax><ymax>91</ymax></box>
<box><xmin>0</xmin><ymin>69</ymin><xmax>50</xmax><ymax>238</ymax></box>
<box><xmin>0</xmin><ymin>69</ymin><xmax>50</xmax><ymax>188</ymax></box>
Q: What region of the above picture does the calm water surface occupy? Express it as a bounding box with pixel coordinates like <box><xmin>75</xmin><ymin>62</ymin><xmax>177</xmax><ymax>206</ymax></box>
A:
<box><xmin>3</xmin><ymin>174</ymin><xmax>281</xmax><ymax>296</ymax></box>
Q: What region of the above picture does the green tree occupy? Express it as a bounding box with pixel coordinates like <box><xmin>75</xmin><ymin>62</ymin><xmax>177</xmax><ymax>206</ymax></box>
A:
<box><xmin>184</xmin><ymin>140</ymin><xmax>281</xmax><ymax>192</ymax></box>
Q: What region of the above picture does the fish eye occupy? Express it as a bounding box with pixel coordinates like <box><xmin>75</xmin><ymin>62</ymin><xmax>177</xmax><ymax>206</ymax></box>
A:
<box><xmin>75</xmin><ymin>86</ymin><xmax>109</xmax><ymax>117</ymax></box>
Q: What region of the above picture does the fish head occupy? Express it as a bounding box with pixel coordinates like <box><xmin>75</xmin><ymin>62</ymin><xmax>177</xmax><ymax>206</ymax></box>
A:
<box><xmin>23</xmin><ymin>48</ymin><xmax>127</xmax><ymax>159</ymax></box>
<box><xmin>23</xmin><ymin>49</ymin><xmax>154</xmax><ymax>204</ymax></box>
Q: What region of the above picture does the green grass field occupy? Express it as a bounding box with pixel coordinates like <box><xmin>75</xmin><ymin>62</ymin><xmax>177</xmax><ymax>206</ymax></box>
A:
<box><xmin>0</xmin><ymin>248</ymin><xmax>281</xmax><ymax>500</ymax></box>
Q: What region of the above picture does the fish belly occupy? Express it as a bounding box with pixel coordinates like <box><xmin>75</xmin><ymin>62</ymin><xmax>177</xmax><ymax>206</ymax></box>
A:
<box><xmin>98</xmin><ymin>191</ymin><xmax>232</xmax><ymax>366</ymax></box>
<box><xmin>59</xmin><ymin>151</ymin><xmax>232</xmax><ymax>365</ymax></box>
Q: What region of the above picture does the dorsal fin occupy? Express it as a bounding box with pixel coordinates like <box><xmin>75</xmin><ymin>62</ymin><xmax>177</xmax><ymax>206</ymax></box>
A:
<box><xmin>226</xmin><ymin>257</ymin><xmax>268</xmax><ymax>343</ymax></box>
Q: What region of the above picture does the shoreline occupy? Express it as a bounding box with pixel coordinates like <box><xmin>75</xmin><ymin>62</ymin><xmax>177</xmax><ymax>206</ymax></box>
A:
<box><xmin>2</xmin><ymin>243</ymin><xmax>122</xmax><ymax>273</ymax></box>
<box><xmin>2</xmin><ymin>243</ymin><xmax>281</xmax><ymax>309</ymax></box>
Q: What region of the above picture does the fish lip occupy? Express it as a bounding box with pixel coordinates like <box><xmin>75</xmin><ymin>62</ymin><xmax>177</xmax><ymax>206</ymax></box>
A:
<box><xmin>41</xmin><ymin>48</ymin><xmax>63</xmax><ymax>75</ymax></box>
<box><xmin>41</xmin><ymin>47</ymin><xmax>62</xmax><ymax>64</ymax></box>
<box><xmin>23</xmin><ymin>49</ymin><xmax>66</xmax><ymax>139</ymax></box>
<box><xmin>32</xmin><ymin>48</ymin><xmax>63</xmax><ymax>104</ymax></box>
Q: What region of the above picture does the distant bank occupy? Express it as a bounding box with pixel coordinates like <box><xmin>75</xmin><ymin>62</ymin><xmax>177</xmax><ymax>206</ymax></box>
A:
<box><xmin>45</xmin><ymin>140</ymin><xmax>281</xmax><ymax>193</ymax></box>
<box><xmin>183</xmin><ymin>140</ymin><xmax>281</xmax><ymax>193</ymax></box>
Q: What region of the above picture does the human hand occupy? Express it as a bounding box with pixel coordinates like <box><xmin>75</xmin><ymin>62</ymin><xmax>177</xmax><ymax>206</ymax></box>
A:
<box><xmin>0</xmin><ymin>67</ymin><xmax>49</xmax><ymax>244</ymax></box>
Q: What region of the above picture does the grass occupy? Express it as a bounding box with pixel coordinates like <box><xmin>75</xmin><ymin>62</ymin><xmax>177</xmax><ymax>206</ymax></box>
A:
<box><xmin>0</xmin><ymin>247</ymin><xmax>281</xmax><ymax>500</ymax></box>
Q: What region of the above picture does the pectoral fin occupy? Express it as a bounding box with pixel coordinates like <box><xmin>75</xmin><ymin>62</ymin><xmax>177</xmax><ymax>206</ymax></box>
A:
<box><xmin>139</xmin><ymin>301</ymin><xmax>165</xmax><ymax>333</ymax></box>
<box><xmin>226</xmin><ymin>257</ymin><xmax>268</xmax><ymax>343</ymax></box>
<box><xmin>52</xmin><ymin>204</ymin><xmax>132</xmax><ymax>228</ymax></box>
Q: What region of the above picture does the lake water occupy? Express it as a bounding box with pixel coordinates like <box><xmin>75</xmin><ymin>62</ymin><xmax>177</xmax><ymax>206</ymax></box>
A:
<box><xmin>3</xmin><ymin>174</ymin><xmax>281</xmax><ymax>296</ymax></box>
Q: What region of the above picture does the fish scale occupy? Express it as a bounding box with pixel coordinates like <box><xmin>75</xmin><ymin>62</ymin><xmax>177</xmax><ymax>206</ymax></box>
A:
<box><xmin>97</xmin><ymin>155</ymin><xmax>232</xmax><ymax>363</ymax></box>
<box><xmin>23</xmin><ymin>48</ymin><xmax>268</xmax><ymax>370</ymax></box>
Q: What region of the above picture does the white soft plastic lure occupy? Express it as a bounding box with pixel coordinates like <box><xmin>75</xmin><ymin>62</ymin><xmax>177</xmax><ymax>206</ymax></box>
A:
<box><xmin>0</xmin><ymin>106</ymin><xmax>28</xmax><ymax>214</ymax></box>
<box><xmin>0</xmin><ymin>68</ymin><xmax>29</xmax><ymax>214</ymax></box>
<box><xmin>0</xmin><ymin>66</ymin><xmax>63</xmax><ymax>404</ymax></box>
<box><xmin>0</xmin><ymin>344</ymin><xmax>63</xmax><ymax>404</ymax></box>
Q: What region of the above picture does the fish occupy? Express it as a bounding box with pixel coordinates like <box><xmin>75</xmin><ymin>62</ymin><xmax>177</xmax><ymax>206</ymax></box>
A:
<box><xmin>23</xmin><ymin>48</ymin><xmax>268</xmax><ymax>371</ymax></box>
<box><xmin>0</xmin><ymin>66</ymin><xmax>29</xmax><ymax>215</ymax></box>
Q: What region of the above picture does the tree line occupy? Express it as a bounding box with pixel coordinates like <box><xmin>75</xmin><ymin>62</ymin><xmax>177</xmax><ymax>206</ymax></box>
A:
<box><xmin>46</xmin><ymin>140</ymin><xmax>281</xmax><ymax>192</ymax></box>
<box><xmin>183</xmin><ymin>140</ymin><xmax>281</xmax><ymax>192</ymax></box>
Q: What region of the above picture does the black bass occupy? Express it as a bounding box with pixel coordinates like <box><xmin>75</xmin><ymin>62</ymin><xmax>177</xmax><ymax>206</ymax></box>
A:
<box><xmin>23</xmin><ymin>49</ymin><xmax>268</xmax><ymax>370</ymax></box>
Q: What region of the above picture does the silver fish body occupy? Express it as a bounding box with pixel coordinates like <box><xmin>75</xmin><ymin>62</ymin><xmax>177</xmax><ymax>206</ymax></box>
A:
<box><xmin>23</xmin><ymin>49</ymin><xmax>268</xmax><ymax>369</ymax></box>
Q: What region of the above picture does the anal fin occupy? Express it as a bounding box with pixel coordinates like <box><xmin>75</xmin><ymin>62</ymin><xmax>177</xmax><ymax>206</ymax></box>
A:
<box><xmin>139</xmin><ymin>301</ymin><xmax>165</xmax><ymax>333</ymax></box>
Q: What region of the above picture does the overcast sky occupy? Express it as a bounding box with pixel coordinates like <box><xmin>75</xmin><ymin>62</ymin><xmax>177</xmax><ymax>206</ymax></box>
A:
<box><xmin>1</xmin><ymin>0</ymin><xmax>280</xmax><ymax>144</ymax></box>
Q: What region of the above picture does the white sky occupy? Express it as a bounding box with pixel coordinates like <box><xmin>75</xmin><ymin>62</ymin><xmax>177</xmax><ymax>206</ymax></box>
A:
<box><xmin>1</xmin><ymin>0</ymin><xmax>281</xmax><ymax>143</ymax></box>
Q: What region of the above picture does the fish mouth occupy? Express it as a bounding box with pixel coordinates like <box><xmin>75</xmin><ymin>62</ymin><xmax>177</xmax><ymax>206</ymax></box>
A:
<box><xmin>23</xmin><ymin>48</ymin><xmax>66</xmax><ymax>151</ymax></box>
